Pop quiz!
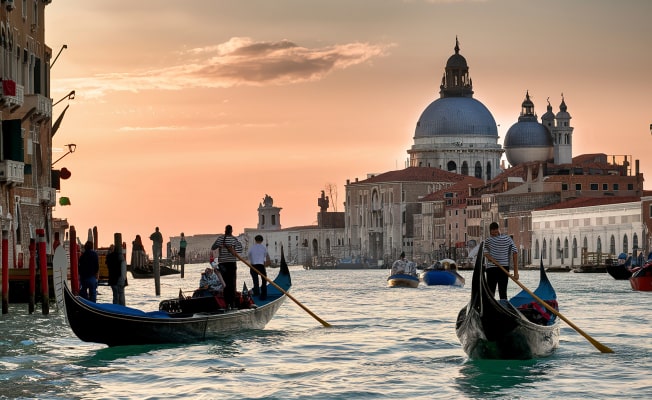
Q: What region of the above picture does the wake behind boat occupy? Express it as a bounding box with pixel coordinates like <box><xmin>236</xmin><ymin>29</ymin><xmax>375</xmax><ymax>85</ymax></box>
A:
<box><xmin>455</xmin><ymin>243</ymin><xmax>560</xmax><ymax>359</ymax></box>
<box><xmin>60</xmin><ymin>251</ymin><xmax>292</xmax><ymax>347</ymax></box>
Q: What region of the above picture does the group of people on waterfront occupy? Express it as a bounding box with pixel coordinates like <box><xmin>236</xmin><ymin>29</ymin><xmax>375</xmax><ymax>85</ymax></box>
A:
<box><xmin>77</xmin><ymin>241</ymin><xmax>127</xmax><ymax>305</ymax></box>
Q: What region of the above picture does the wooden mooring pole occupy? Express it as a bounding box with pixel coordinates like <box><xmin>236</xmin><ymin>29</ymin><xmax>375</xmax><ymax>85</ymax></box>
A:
<box><xmin>70</xmin><ymin>226</ymin><xmax>79</xmax><ymax>295</ymax></box>
<box><xmin>37</xmin><ymin>229</ymin><xmax>49</xmax><ymax>315</ymax></box>
<box><xmin>2</xmin><ymin>230</ymin><xmax>8</xmax><ymax>314</ymax></box>
<box><xmin>29</xmin><ymin>239</ymin><xmax>36</xmax><ymax>314</ymax></box>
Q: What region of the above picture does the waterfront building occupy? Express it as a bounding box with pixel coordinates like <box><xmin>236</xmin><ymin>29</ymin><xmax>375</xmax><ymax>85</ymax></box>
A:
<box><xmin>1</xmin><ymin>1</ymin><xmax>58</xmax><ymax>268</ymax></box>
<box><xmin>532</xmin><ymin>196</ymin><xmax>647</xmax><ymax>268</ymax></box>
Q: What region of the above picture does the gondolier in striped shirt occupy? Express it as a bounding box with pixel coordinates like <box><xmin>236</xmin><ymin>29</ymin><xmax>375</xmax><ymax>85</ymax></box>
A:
<box><xmin>484</xmin><ymin>222</ymin><xmax>519</xmax><ymax>300</ymax></box>
<box><xmin>211</xmin><ymin>225</ymin><xmax>243</xmax><ymax>309</ymax></box>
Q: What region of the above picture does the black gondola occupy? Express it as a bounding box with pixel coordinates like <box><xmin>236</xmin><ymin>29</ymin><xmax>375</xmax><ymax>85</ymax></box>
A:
<box><xmin>60</xmin><ymin>255</ymin><xmax>291</xmax><ymax>347</ymax></box>
<box><xmin>606</xmin><ymin>254</ymin><xmax>633</xmax><ymax>280</ymax></box>
<box><xmin>455</xmin><ymin>243</ymin><xmax>560</xmax><ymax>359</ymax></box>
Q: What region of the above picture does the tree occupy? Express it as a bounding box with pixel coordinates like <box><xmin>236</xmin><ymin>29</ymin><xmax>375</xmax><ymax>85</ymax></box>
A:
<box><xmin>324</xmin><ymin>183</ymin><xmax>338</xmax><ymax>212</ymax></box>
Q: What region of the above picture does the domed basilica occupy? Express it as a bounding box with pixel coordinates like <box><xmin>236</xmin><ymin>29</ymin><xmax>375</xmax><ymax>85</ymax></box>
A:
<box><xmin>408</xmin><ymin>38</ymin><xmax>574</xmax><ymax>179</ymax></box>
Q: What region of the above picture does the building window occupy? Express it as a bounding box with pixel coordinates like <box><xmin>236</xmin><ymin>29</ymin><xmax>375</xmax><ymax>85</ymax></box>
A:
<box><xmin>623</xmin><ymin>235</ymin><xmax>628</xmax><ymax>255</ymax></box>
<box><xmin>590</xmin><ymin>183</ymin><xmax>598</xmax><ymax>191</ymax></box>
<box><xmin>575</xmin><ymin>183</ymin><xmax>582</xmax><ymax>191</ymax></box>
<box><xmin>561</xmin><ymin>183</ymin><xmax>568</xmax><ymax>190</ymax></box>
<box><xmin>602</xmin><ymin>183</ymin><xmax>608</xmax><ymax>190</ymax></box>
<box><xmin>628</xmin><ymin>183</ymin><xmax>634</xmax><ymax>190</ymax></box>
<box><xmin>613</xmin><ymin>183</ymin><xmax>619</xmax><ymax>191</ymax></box>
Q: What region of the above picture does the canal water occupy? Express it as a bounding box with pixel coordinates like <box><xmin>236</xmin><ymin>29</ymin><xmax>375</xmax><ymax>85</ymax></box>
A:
<box><xmin>1</xmin><ymin>263</ymin><xmax>651</xmax><ymax>399</ymax></box>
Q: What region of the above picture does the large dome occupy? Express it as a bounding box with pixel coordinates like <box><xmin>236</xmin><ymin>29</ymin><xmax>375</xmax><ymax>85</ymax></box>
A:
<box><xmin>415</xmin><ymin>97</ymin><xmax>498</xmax><ymax>138</ymax></box>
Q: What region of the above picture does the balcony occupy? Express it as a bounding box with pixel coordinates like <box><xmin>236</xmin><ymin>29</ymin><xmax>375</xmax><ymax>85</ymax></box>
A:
<box><xmin>22</xmin><ymin>93</ymin><xmax>52</xmax><ymax>121</ymax></box>
<box><xmin>39</xmin><ymin>187</ymin><xmax>57</xmax><ymax>206</ymax></box>
<box><xmin>0</xmin><ymin>160</ymin><xmax>25</xmax><ymax>185</ymax></box>
<box><xmin>1</xmin><ymin>80</ymin><xmax>25</xmax><ymax>111</ymax></box>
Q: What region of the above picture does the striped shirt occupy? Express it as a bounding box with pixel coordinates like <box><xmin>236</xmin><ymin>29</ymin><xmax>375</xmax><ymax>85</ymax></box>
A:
<box><xmin>484</xmin><ymin>234</ymin><xmax>517</xmax><ymax>269</ymax></box>
<box><xmin>211</xmin><ymin>235</ymin><xmax>243</xmax><ymax>263</ymax></box>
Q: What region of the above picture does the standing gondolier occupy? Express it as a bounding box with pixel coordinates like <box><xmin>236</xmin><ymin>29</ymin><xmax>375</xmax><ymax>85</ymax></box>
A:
<box><xmin>484</xmin><ymin>222</ymin><xmax>519</xmax><ymax>300</ymax></box>
<box><xmin>211</xmin><ymin>225</ymin><xmax>243</xmax><ymax>309</ymax></box>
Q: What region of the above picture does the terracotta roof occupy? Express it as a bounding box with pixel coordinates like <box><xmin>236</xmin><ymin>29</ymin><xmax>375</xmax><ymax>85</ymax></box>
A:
<box><xmin>420</xmin><ymin>176</ymin><xmax>483</xmax><ymax>202</ymax></box>
<box><xmin>349</xmin><ymin>167</ymin><xmax>473</xmax><ymax>185</ymax></box>
<box><xmin>534</xmin><ymin>196</ymin><xmax>641</xmax><ymax>211</ymax></box>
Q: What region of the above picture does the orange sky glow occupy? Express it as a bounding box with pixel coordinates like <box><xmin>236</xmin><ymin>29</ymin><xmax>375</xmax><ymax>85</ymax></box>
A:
<box><xmin>46</xmin><ymin>0</ymin><xmax>652</xmax><ymax>247</ymax></box>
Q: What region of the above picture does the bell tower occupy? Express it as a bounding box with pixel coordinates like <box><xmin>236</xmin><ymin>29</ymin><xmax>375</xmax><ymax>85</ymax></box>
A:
<box><xmin>257</xmin><ymin>194</ymin><xmax>282</xmax><ymax>230</ymax></box>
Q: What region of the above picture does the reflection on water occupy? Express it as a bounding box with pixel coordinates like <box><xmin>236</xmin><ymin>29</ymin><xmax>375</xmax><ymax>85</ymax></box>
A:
<box><xmin>455</xmin><ymin>358</ymin><xmax>551</xmax><ymax>398</ymax></box>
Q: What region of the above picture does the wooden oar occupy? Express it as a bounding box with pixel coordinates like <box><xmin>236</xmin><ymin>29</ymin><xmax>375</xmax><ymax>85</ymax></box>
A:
<box><xmin>485</xmin><ymin>254</ymin><xmax>614</xmax><ymax>354</ymax></box>
<box><xmin>233</xmin><ymin>252</ymin><xmax>332</xmax><ymax>328</ymax></box>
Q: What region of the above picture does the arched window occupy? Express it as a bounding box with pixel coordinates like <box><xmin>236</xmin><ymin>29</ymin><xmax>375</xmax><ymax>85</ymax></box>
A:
<box><xmin>461</xmin><ymin>161</ymin><xmax>469</xmax><ymax>176</ymax></box>
<box><xmin>556</xmin><ymin>238</ymin><xmax>561</xmax><ymax>259</ymax></box>
<box><xmin>564</xmin><ymin>238</ymin><xmax>569</xmax><ymax>258</ymax></box>
<box><xmin>610</xmin><ymin>235</ymin><xmax>616</xmax><ymax>254</ymax></box>
<box><xmin>474</xmin><ymin>161</ymin><xmax>482</xmax><ymax>179</ymax></box>
<box><xmin>311</xmin><ymin>239</ymin><xmax>319</xmax><ymax>257</ymax></box>
<box><xmin>597</xmin><ymin>237</ymin><xmax>602</xmax><ymax>254</ymax></box>
<box><xmin>542</xmin><ymin>239</ymin><xmax>547</xmax><ymax>259</ymax></box>
<box><xmin>486</xmin><ymin>162</ymin><xmax>492</xmax><ymax>180</ymax></box>
<box><xmin>583</xmin><ymin>236</ymin><xmax>588</xmax><ymax>251</ymax></box>
<box><xmin>447</xmin><ymin>161</ymin><xmax>457</xmax><ymax>173</ymax></box>
<box><xmin>623</xmin><ymin>235</ymin><xmax>628</xmax><ymax>255</ymax></box>
<box><xmin>633</xmin><ymin>233</ymin><xmax>639</xmax><ymax>251</ymax></box>
<box><xmin>534</xmin><ymin>240</ymin><xmax>540</xmax><ymax>259</ymax></box>
<box><xmin>572</xmin><ymin>237</ymin><xmax>578</xmax><ymax>258</ymax></box>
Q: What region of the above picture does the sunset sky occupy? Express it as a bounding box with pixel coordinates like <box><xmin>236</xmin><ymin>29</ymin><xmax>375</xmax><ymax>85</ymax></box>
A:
<box><xmin>46</xmin><ymin>0</ymin><xmax>652</xmax><ymax>248</ymax></box>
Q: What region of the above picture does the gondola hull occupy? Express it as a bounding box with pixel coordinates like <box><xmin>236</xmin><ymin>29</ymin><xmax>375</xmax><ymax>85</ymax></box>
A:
<box><xmin>421</xmin><ymin>270</ymin><xmax>465</xmax><ymax>287</ymax></box>
<box><xmin>630</xmin><ymin>262</ymin><xmax>652</xmax><ymax>291</ymax></box>
<box><xmin>129</xmin><ymin>265</ymin><xmax>181</xmax><ymax>279</ymax></box>
<box><xmin>456</xmin><ymin>245</ymin><xmax>560</xmax><ymax>359</ymax></box>
<box><xmin>62</xmin><ymin>266</ymin><xmax>291</xmax><ymax>347</ymax></box>
<box><xmin>387</xmin><ymin>274</ymin><xmax>420</xmax><ymax>288</ymax></box>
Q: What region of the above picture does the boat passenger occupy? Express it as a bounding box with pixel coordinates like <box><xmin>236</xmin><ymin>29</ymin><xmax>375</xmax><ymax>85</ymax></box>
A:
<box><xmin>199</xmin><ymin>267</ymin><xmax>225</xmax><ymax>295</ymax></box>
<box><xmin>391</xmin><ymin>252</ymin><xmax>407</xmax><ymax>275</ymax></box>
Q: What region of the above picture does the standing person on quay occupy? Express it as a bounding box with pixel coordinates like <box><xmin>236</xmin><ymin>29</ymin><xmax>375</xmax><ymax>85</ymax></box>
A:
<box><xmin>247</xmin><ymin>234</ymin><xmax>271</xmax><ymax>300</ymax></box>
<box><xmin>78</xmin><ymin>241</ymin><xmax>99</xmax><ymax>302</ymax></box>
<box><xmin>150</xmin><ymin>227</ymin><xmax>163</xmax><ymax>264</ymax></box>
<box><xmin>211</xmin><ymin>225</ymin><xmax>243</xmax><ymax>309</ymax></box>
<box><xmin>106</xmin><ymin>244</ymin><xmax>126</xmax><ymax>305</ymax></box>
<box><xmin>179</xmin><ymin>232</ymin><xmax>187</xmax><ymax>272</ymax></box>
<box><xmin>484</xmin><ymin>222</ymin><xmax>519</xmax><ymax>300</ymax></box>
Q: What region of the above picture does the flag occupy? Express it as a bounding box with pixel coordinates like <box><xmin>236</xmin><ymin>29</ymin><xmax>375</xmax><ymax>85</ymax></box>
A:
<box><xmin>51</xmin><ymin>105</ymin><xmax>69</xmax><ymax>137</ymax></box>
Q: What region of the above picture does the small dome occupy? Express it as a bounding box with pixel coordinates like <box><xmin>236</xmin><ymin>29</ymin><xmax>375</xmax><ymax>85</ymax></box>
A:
<box><xmin>446</xmin><ymin>53</ymin><xmax>468</xmax><ymax>69</ymax></box>
<box><xmin>504</xmin><ymin>121</ymin><xmax>553</xmax><ymax>165</ymax></box>
<box><xmin>415</xmin><ymin>97</ymin><xmax>498</xmax><ymax>137</ymax></box>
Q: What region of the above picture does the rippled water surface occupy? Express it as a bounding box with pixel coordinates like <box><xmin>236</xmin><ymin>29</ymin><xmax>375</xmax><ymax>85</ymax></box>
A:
<box><xmin>1</xmin><ymin>264</ymin><xmax>651</xmax><ymax>399</ymax></box>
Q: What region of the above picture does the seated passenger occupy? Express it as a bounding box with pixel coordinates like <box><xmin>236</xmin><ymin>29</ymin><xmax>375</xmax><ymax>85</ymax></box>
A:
<box><xmin>199</xmin><ymin>267</ymin><xmax>226</xmax><ymax>294</ymax></box>
<box><xmin>391</xmin><ymin>252</ymin><xmax>407</xmax><ymax>275</ymax></box>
